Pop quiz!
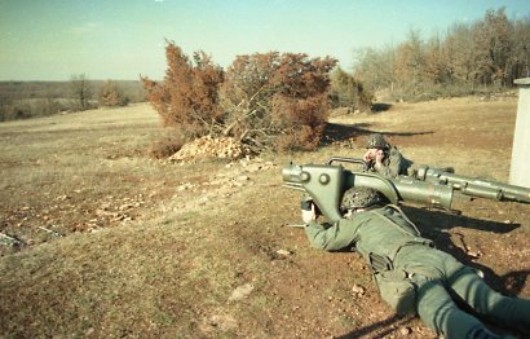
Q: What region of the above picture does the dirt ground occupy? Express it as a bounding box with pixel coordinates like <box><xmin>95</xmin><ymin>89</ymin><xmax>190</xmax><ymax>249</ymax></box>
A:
<box><xmin>1</xmin><ymin>96</ymin><xmax>529</xmax><ymax>338</ymax></box>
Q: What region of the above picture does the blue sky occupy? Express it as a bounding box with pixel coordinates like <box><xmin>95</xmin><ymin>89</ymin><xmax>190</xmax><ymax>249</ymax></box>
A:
<box><xmin>0</xmin><ymin>0</ymin><xmax>529</xmax><ymax>81</ymax></box>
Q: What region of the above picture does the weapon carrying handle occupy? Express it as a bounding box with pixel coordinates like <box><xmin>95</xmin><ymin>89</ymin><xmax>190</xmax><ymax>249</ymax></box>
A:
<box><xmin>325</xmin><ymin>157</ymin><xmax>369</xmax><ymax>170</ymax></box>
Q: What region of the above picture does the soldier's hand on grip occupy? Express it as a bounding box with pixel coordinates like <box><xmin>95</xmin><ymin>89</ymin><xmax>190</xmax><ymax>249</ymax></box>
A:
<box><xmin>301</xmin><ymin>203</ymin><xmax>317</xmax><ymax>224</ymax></box>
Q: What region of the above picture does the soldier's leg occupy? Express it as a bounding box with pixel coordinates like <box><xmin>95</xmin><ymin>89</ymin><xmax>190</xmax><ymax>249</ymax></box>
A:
<box><xmin>448</xmin><ymin>266</ymin><xmax>530</xmax><ymax>333</ymax></box>
<box><xmin>413</xmin><ymin>276</ymin><xmax>504</xmax><ymax>339</ymax></box>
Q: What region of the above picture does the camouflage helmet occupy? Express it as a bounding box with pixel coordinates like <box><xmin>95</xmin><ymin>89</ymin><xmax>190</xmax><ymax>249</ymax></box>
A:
<box><xmin>341</xmin><ymin>187</ymin><xmax>386</xmax><ymax>211</ymax></box>
<box><xmin>365</xmin><ymin>133</ymin><xmax>389</xmax><ymax>149</ymax></box>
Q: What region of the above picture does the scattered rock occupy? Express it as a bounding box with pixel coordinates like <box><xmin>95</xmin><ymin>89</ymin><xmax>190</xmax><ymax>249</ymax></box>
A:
<box><xmin>209</xmin><ymin>314</ymin><xmax>238</xmax><ymax>331</ymax></box>
<box><xmin>228</xmin><ymin>283</ymin><xmax>254</xmax><ymax>302</ymax></box>
<box><xmin>176</xmin><ymin>182</ymin><xmax>195</xmax><ymax>191</ymax></box>
<box><xmin>399</xmin><ymin>326</ymin><xmax>412</xmax><ymax>335</ymax></box>
<box><xmin>169</xmin><ymin>136</ymin><xmax>251</xmax><ymax>163</ymax></box>
<box><xmin>198</xmin><ymin>196</ymin><xmax>210</xmax><ymax>205</ymax></box>
<box><xmin>235</xmin><ymin>175</ymin><xmax>250</xmax><ymax>182</ymax></box>
<box><xmin>351</xmin><ymin>284</ymin><xmax>366</xmax><ymax>296</ymax></box>
<box><xmin>276</xmin><ymin>249</ymin><xmax>291</xmax><ymax>256</ymax></box>
<box><xmin>200</xmin><ymin>313</ymin><xmax>238</xmax><ymax>333</ymax></box>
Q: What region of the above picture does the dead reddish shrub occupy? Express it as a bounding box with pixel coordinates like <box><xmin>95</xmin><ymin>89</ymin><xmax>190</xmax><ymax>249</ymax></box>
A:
<box><xmin>141</xmin><ymin>42</ymin><xmax>224</xmax><ymax>137</ymax></box>
<box><xmin>220</xmin><ymin>52</ymin><xmax>336</xmax><ymax>152</ymax></box>
<box><xmin>143</xmin><ymin>44</ymin><xmax>337</xmax><ymax>156</ymax></box>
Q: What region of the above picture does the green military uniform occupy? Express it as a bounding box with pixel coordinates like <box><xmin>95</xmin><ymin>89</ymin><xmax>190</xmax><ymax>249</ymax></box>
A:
<box><xmin>363</xmin><ymin>134</ymin><xmax>412</xmax><ymax>178</ymax></box>
<box><xmin>370</xmin><ymin>145</ymin><xmax>411</xmax><ymax>178</ymax></box>
<box><xmin>304</xmin><ymin>205</ymin><xmax>530</xmax><ymax>338</ymax></box>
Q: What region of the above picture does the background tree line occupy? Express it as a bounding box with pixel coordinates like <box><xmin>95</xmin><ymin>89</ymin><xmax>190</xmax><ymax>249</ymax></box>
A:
<box><xmin>0</xmin><ymin>77</ymin><xmax>145</xmax><ymax>121</ymax></box>
<box><xmin>5</xmin><ymin>6</ymin><xmax>527</xmax><ymax>156</ymax></box>
<box><xmin>353</xmin><ymin>8</ymin><xmax>530</xmax><ymax>101</ymax></box>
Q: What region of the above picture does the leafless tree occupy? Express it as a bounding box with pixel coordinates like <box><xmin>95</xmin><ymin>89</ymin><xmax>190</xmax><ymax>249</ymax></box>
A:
<box><xmin>69</xmin><ymin>74</ymin><xmax>92</xmax><ymax>111</ymax></box>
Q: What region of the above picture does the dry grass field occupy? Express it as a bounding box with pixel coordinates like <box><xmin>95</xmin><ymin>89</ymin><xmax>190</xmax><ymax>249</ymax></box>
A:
<box><xmin>1</xmin><ymin>97</ymin><xmax>529</xmax><ymax>338</ymax></box>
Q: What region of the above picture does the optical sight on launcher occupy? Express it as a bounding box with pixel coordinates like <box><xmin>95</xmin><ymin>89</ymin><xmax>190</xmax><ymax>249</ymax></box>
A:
<box><xmin>282</xmin><ymin>157</ymin><xmax>530</xmax><ymax>223</ymax></box>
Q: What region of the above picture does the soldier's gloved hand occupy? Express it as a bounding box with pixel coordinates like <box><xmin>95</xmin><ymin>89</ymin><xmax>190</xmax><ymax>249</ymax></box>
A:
<box><xmin>375</xmin><ymin>149</ymin><xmax>385</xmax><ymax>162</ymax></box>
<box><xmin>301</xmin><ymin>203</ymin><xmax>317</xmax><ymax>224</ymax></box>
<box><xmin>363</xmin><ymin>149</ymin><xmax>377</xmax><ymax>162</ymax></box>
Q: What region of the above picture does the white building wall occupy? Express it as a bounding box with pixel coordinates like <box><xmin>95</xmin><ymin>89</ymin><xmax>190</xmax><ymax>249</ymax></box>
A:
<box><xmin>510</xmin><ymin>78</ymin><xmax>530</xmax><ymax>188</ymax></box>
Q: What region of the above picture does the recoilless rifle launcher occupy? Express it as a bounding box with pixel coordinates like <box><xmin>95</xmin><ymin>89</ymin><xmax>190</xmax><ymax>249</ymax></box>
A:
<box><xmin>282</xmin><ymin>157</ymin><xmax>530</xmax><ymax>223</ymax></box>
